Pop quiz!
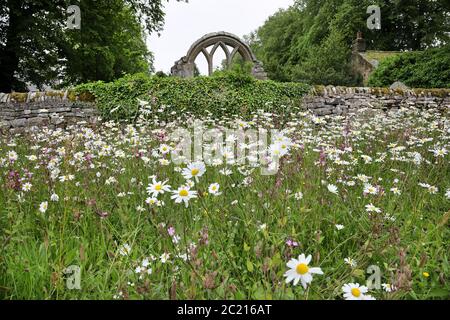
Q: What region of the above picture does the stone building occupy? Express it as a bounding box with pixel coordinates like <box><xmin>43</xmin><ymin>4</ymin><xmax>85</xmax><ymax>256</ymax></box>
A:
<box><xmin>351</xmin><ymin>32</ymin><xmax>401</xmax><ymax>85</ymax></box>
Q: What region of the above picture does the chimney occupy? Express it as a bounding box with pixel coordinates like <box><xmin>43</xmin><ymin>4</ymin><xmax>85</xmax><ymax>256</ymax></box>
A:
<box><xmin>353</xmin><ymin>31</ymin><xmax>366</xmax><ymax>52</ymax></box>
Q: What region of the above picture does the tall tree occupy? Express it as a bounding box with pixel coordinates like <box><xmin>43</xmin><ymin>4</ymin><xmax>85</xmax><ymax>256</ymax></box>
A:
<box><xmin>62</xmin><ymin>0</ymin><xmax>153</xmax><ymax>85</ymax></box>
<box><xmin>251</xmin><ymin>0</ymin><xmax>450</xmax><ymax>85</ymax></box>
<box><xmin>0</xmin><ymin>0</ymin><xmax>184</xmax><ymax>91</ymax></box>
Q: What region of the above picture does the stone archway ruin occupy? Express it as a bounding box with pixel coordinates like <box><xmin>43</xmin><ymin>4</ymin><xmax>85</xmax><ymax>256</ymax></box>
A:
<box><xmin>171</xmin><ymin>32</ymin><xmax>267</xmax><ymax>80</ymax></box>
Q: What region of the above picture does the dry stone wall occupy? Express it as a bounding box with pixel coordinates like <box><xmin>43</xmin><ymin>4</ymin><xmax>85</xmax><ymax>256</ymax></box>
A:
<box><xmin>0</xmin><ymin>91</ymin><xmax>99</xmax><ymax>132</ymax></box>
<box><xmin>0</xmin><ymin>87</ymin><xmax>449</xmax><ymax>132</ymax></box>
<box><xmin>303</xmin><ymin>86</ymin><xmax>450</xmax><ymax>116</ymax></box>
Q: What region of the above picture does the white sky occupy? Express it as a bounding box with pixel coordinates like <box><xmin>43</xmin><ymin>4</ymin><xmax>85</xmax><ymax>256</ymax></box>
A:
<box><xmin>147</xmin><ymin>0</ymin><xmax>293</xmax><ymax>74</ymax></box>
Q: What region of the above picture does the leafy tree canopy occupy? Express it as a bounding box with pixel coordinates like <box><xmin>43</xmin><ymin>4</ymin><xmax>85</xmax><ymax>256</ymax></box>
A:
<box><xmin>0</xmin><ymin>0</ymin><xmax>185</xmax><ymax>91</ymax></box>
<box><xmin>368</xmin><ymin>45</ymin><xmax>450</xmax><ymax>88</ymax></box>
<box><xmin>251</xmin><ymin>0</ymin><xmax>450</xmax><ymax>86</ymax></box>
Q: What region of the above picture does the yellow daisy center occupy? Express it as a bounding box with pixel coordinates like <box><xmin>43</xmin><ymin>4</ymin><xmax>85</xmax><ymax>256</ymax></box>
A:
<box><xmin>191</xmin><ymin>168</ymin><xmax>199</xmax><ymax>176</ymax></box>
<box><xmin>155</xmin><ymin>184</ymin><xmax>162</xmax><ymax>191</ymax></box>
<box><xmin>179</xmin><ymin>189</ymin><xmax>189</xmax><ymax>197</ymax></box>
<box><xmin>296</xmin><ymin>263</ymin><xmax>309</xmax><ymax>275</ymax></box>
<box><xmin>351</xmin><ymin>288</ymin><xmax>361</xmax><ymax>297</ymax></box>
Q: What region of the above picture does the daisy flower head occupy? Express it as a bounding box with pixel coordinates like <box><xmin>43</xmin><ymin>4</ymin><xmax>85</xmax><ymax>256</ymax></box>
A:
<box><xmin>342</xmin><ymin>283</ymin><xmax>374</xmax><ymax>300</ymax></box>
<box><xmin>344</xmin><ymin>257</ymin><xmax>357</xmax><ymax>268</ymax></box>
<box><xmin>428</xmin><ymin>185</ymin><xmax>438</xmax><ymax>194</ymax></box>
<box><xmin>159</xmin><ymin>144</ymin><xmax>171</xmax><ymax>155</ymax></box>
<box><xmin>182</xmin><ymin>161</ymin><xmax>206</xmax><ymax>181</ymax></box>
<box><xmin>382</xmin><ymin>283</ymin><xmax>397</xmax><ymax>293</ymax></box>
<box><xmin>147</xmin><ymin>177</ymin><xmax>171</xmax><ymax>197</ymax></box>
<box><xmin>145</xmin><ymin>197</ymin><xmax>160</xmax><ymax>206</ymax></box>
<box><xmin>365</xmin><ymin>203</ymin><xmax>382</xmax><ymax>213</ymax></box>
<box><xmin>39</xmin><ymin>201</ymin><xmax>48</xmax><ymax>213</ymax></box>
<box><xmin>159</xmin><ymin>158</ymin><xmax>170</xmax><ymax>166</ymax></box>
<box><xmin>208</xmin><ymin>183</ymin><xmax>221</xmax><ymax>196</ymax></box>
<box><xmin>119</xmin><ymin>243</ymin><xmax>132</xmax><ymax>256</ymax></box>
<box><xmin>327</xmin><ymin>184</ymin><xmax>338</xmax><ymax>195</ymax></box>
<box><xmin>284</xmin><ymin>254</ymin><xmax>324</xmax><ymax>289</ymax></box>
<box><xmin>22</xmin><ymin>182</ymin><xmax>32</xmax><ymax>192</ymax></box>
<box><xmin>171</xmin><ymin>185</ymin><xmax>197</xmax><ymax>207</ymax></box>
<box><xmin>7</xmin><ymin>150</ymin><xmax>18</xmax><ymax>162</ymax></box>
<box><xmin>294</xmin><ymin>191</ymin><xmax>303</xmax><ymax>200</ymax></box>
<box><xmin>160</xmin><ymin>252</ymin><xmax>170</xmax><ymax>263</ymax></box>
<box><xmin>278</xmin><ymin>139</ymin><xmax>292</xmax><ymax>155</ymax></box>
<box><xmin>431</xmin><ymin>147</ymin><xmax>447</xmax><ymax>158</ymax></box>
<box><xmin>363</xmin><ymin>184</ymin><xmax>378</xmax><ymax>195</ymax></box>
<box><xmin>269</xmin><ymin>143</ymin><xmax>284</xmax><ymax>159</ymax></box>
<box><xmin>273</xmin><ymin>134</ymin><xmax>292</xmax><ymax>156</ymax></box>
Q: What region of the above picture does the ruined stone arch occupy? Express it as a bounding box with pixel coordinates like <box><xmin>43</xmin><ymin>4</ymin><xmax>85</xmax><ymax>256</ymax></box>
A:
<box><xmin>171</xmin><ymin>32</ymin><xmax>267</xmax><ymax>80</ymax></box>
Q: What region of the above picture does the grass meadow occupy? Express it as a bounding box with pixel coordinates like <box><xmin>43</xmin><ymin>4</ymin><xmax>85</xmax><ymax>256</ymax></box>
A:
<box><xmin>0</xmin><ymin>105</ymin><xmax>449</xmax><ymax>300</ymax></box>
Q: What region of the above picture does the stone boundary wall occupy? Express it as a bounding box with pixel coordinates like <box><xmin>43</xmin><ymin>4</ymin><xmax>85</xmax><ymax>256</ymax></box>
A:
<box><xmin>1</xmin><ymin>86</ymin><xmax>449</xmax><ymax>132</ymax></box>
<box><xmin>303</xmin><ymin>86</ymin><xmax>450</xmax><ymax>116</ymax></box>
<box><xmin>0</xmin><ymin>91</ymin><xmax>99</xmax><ymax>132</ymax></box>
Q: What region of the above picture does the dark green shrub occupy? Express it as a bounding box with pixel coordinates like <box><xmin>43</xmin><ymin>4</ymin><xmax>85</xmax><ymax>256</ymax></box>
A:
<box><xmin>368</xmin><ymin>46</ymin><xmax>450</xmax><ymax>88</ymax></box>
<box><xmin>75</xmin><ymin>73</ymin><xmax>311</xmax><ymax>121</ymax></box>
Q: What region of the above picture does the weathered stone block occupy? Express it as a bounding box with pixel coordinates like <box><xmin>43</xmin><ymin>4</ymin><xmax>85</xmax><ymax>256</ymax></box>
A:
<box><xmin>11</xmin><ymin>118</ymin><xmax>27</xmax><ymax>127</ymax></box>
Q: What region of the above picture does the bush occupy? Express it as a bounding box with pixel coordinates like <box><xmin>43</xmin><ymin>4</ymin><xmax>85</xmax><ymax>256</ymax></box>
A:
<box><xmin>368</xmin><ymin>46</ymin><xmax>450</xmax><ymax>88</ymax></box>
<box><xmin>75</xmin><ymin>73</ymin><xmax>311</xmax><ymax>121</ymax></box>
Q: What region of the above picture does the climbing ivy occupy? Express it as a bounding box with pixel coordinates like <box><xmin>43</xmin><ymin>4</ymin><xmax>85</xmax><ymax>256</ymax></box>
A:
<box><xmin>75</xmin><ymin>73</ymin><xmax>311</xmax><ymax>121</ymax></box>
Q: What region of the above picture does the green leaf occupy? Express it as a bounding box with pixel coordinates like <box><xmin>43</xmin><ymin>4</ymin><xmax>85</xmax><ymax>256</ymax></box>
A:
<box><xmin>428</xmin><ymin>288</ymin><xmax>450</xmax><ymax>298</ymax></box>
<box><xmin>246</xmin><ymin>259</ymin><xmax>254</xmax><ymax>272</ymax></box>
<box><xmin>352</xmin><ymin>269</ymin><xmax>365</xmax><ymax>277</ymax></box>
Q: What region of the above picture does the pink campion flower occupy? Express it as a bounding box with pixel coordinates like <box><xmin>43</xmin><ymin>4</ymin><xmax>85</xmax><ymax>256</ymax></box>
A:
<box><xmin>199</xmin><ymin>227</ymin><xmax>209</xmax><ymax>246</ymax></box>
<box><xmin>343</xmin><ymin>122</ymin><xmax>351</xmax><ymax>138</ymax></box>
<box><xmin>96</xmin><ymin>211</ymin><xmax>109</xmax><ymax>219</ymax></box>
<box><xmin>155</xmin><ymin>131</ymin><xmax>167</xmax><ymax>142</ymax></box>
<box><xmin>319</xmin><ymin>148</ymin><xmax>327</xmax><ymax>167</ymax></box>
<box><xmin>23</xmin><ymin>169</ymin><xmax>33</xmax><ymax>180</ymax></box>
<box><xmin>286</xmin><ymin>239</ymin><xmax>299</xmax><ymax>248</ymax></box>
<box><xmin>7</xmin><ymin>170</ymin><xmax>21</xmax><ymax>191</ymax></box>
<box><xmin>134</xmin><ymin>148</ymin><xmax>144</xmax><ymax>158</ymax></box>
<box><xmin>84</xmin><ymin>153</ymin><xmax>94</xmax><ymax>163</ymax></box>
<box><xmin>168</xmin><ymin>226</ymin><xmax>176</xmax><ymax>237</ymax></box>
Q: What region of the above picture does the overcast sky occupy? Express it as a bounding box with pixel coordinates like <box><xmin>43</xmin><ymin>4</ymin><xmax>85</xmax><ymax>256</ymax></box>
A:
<box><xmin>147</xmin><ymin>0</ymin><xmax>293</xmax><ymax>74</ymax></box>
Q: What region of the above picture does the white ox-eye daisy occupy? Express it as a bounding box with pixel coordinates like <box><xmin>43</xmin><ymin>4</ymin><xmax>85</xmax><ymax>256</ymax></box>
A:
<box><xmin>119</xmin><ymin>243</ymin><xmax>131</xmax><ymax>256</ymax></box>
<box><xmin>365</xmin><ymin>203</ymin><xmax>382</xmax><ymax>213</ymax></box>
<box><xmin>39</xmin><ymin>201</ymin><xmax>48</xmax><ymax>213</ymax></box>
<box><xmin>327</xmin><ymin>184</ymin><xmax>338</xmax><ymax>195</ymax></box>
<box><xmin>342</xmin><ymin>283</ymin><xmax>376</xmax><ymax>300</ymax></box>
<box><xmin>159</xmin><ymin>144</ymin><xmax>171</xmax><ymax>155</ymax></box>
<box><xmin>22</xmin><ymin>182</ymin><xmax>32</xmax><ymax>192</ymax></box>
<box><xmin>147</xmin><ymin>177</ymin><xmax>171</xmax><ymax>197</ymax></box>
<box><xmin>284</xmin><ymin>254</ymin><xmax>323</xmax><ymax>289</ymax></box>
<box><xmin>171</xmin><ymin>186</ymin><xmax>197</xmax><ymax>207</ymax></box>
<box><xmin>208</xmin><ymin>183</ymin><xmax>221</xmax><ymax>196</ymax></box>
<box><xmin>363</xmin><ymin>184</ymin><xmax>378</xmax><ymax>195</ymax></box>
<box><xmin>182</xmin><ymin>162</ymin><xmax>206</xmax><ymax>181</ymax></box>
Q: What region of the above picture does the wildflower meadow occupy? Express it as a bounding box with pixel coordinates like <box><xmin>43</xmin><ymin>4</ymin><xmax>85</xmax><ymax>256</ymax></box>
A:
<box><xmin>1</xmin><ymin>104</ymin><xmax>448</xmax><ymax>300</ymax></box>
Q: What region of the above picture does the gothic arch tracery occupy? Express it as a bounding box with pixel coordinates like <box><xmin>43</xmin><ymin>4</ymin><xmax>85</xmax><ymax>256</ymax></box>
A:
<box><xmin>171</xmin><ymin>32</ymin><xmax>267</xmax><ymax>80</ymax></box>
